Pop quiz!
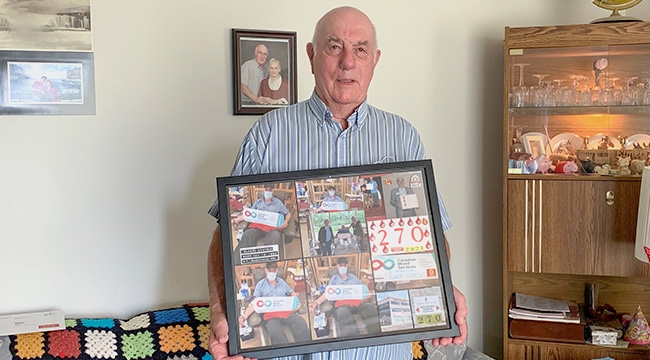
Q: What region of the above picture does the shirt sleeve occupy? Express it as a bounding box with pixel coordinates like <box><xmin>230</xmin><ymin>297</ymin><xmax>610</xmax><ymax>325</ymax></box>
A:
<box><xmin>208</xmin><ymin>123</ymin><xmax>265</xmax><ymax>221</ymax></box>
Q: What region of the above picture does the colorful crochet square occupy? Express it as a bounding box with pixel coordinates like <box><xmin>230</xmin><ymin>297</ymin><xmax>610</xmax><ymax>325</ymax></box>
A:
<box><xmin>120</xmin><ymin>331</ymin><xmax>155</xmax><ymax>360</ymax></box>
<box><xmin>412</xmin><ymin>340</ymin><xmax>428</xmax><ymax>360</ymax></box>
<box><xmin>119</xmin><ymin>313</ymin><xmax>151</xmax><ymax>331</ymax></box>
<box><xmin>196</xmin><ymin>324</ymin><xmax>210</xmax><ymax>350</ymax></box>
<box><xmin>84</xmin><ymin>329</ymin><xmax>117</xmax><ymax>359</ymax></box>
<box><xmin>64</xmin><ymin>319</ymin><xmax>77</xmax><ymax>328</ymax></box>
<box><xmin>14</xmin><ymin>332</ymin><xmax>45</xmax><ymax>359</ymax></box>
<box><xmin>157</xmin><ymin>325</ymin><xmax>195</xmax><ymax>353</ymax></box>
<box><xmin>47</xmin><ymin>330</ymin><xmax>81</xmax><ymax>358</ymax></box>
<box><xmin>201</xmin><ymin>353</ymin><xmax>214</xmax><ymax>360</ymax></box>
<box><xmin>191</xmin><ymin>306</ymin><xmax>210</xmax><ymax>323</ymax></box>
<box><xmin>153</xmin><ymin>308</ymin><xmax>189</xmax><ymax>325</ymax></box>
<box><xmin>80</xmin><ymin>318</ymin><xmax>115</xmax><ymax>329</ymax></box>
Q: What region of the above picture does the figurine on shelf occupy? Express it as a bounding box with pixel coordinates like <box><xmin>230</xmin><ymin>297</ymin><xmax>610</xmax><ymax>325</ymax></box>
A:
<box><xmin>631</xmin><ymin>159</ymin><xmax>645</xmax><ymax>176</ymax></box>
<box><xmin>594</xmin><ymin>164</ymin><xmax>612</xmax><ymax>176</ymax></box>
<box><xmin>555</xmin><ymin>160</ymin><xmax>579</xmax><ymax>174</ymax></box>
<box><xmin>617</xmin><ymin>156</ymin><xmax>631</xmax><ymax>176</ymax></box>
<box><xmin>555</xmin><ymin>140</ymin><xmax>578</xmax><ymax>157</ymax></box>
<box><xmin>534</xmin><ymin>154</ymin><xmax>552</xmax><ymax>173</ymax></box>
<box><xmin>598</xmin><ymin>135</ymin><xmax>615</xmax><ymax>150</ymax></box>
<box><xmin>524</xmin><ymin>157</ymin><xmax>538</xmax><ymax>174</ymax></box>
<box><xmin>580</xmin><ymin>158</ymin><xmax>596</xmax><ymax>173</ymax></box>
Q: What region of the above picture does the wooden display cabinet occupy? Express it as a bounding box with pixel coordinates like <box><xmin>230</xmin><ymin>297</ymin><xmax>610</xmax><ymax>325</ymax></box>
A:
<box><xmin>503</xmin><ymin>22</ymin><xmax>650</xmax><ymax>359</ymax></box>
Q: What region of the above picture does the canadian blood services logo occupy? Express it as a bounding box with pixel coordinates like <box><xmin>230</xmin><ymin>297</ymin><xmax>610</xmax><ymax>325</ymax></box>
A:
<box><xmin>326</xmin><ymin>287</ymin><xmax>342</xmax><ymax>295</ymax></box>
<box><xmin>372</xmin><ymin>258</ymin><xmax>396</xmax><ymax>271</ymax></box>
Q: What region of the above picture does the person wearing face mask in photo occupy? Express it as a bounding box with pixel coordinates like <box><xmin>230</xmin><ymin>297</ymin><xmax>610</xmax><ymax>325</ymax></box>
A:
<box><xmin>231</xmin><ymin>184</ymin><xmax>291</xmax><ymax>262</ymax></box>
<box><xmin>309</xmin><ymin>257</ymin><xmax>380</xmax><ymax>337</ymax></box>
<box><xmin>315</xmin><ymin>186</ymin><xmax>347</xmax><ymax>212</ymax></box>
<box><xmin>239</xmin><ymin>261</ymin><xmax>310</xmax><ymax>344</ymax></box>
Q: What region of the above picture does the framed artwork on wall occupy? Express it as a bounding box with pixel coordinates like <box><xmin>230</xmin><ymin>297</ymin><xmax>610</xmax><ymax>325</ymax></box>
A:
<box><xmin>0</xmin><ymin>51</ymin><xmax>95</xmax><ymax>115</ymax></box>
<box><xmin>232</xmin><ymin>29</ymin><xmax>297</xmax><ymax>115</ymax></box>
<box><xmin>216</xmin><ymin>160</ymin><xmax>459</xmax><ymax>358</ymax></box>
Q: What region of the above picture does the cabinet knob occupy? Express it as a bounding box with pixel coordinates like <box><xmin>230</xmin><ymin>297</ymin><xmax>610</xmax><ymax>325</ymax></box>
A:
<box><xmin>606</xmin><ymin>190</ymin><xmax>614</xmax><ymax>206</ymax></box>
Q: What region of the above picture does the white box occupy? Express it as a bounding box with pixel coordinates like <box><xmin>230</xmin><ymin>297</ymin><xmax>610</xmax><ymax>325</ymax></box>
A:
<box><xmin>590</xmin><ymin>325</ymin><xmax>618</xmax><ymax>346</ymax></box>
<box><xmin>0</xmin><ymin>310</ymin><xmax>65</xmax><ymax>336</ymax></box>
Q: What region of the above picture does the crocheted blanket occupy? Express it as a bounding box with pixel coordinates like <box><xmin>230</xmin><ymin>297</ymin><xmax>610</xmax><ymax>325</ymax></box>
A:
<box><xmin>2</xmin><ymin>303</ymin><xmax>211</xmax><ymax>360</ymax></box>
<box><xmin>1</xmin><ymin>302</ymin><xmax>428</xmax><ymax>360</ymax></box>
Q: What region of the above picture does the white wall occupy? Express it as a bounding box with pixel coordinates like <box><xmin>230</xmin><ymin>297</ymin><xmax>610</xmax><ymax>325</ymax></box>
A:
<box><xmin>3</xmin><ymin>1</ymin><xmax>650</xmax><ymax>357</ymax></box>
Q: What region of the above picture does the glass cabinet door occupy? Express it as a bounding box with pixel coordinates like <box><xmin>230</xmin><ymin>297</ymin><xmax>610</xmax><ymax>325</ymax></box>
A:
<box><xmin>506</xmin><ymin>44</ymin><xmax>650</xmax><ymax>176</ymax></box>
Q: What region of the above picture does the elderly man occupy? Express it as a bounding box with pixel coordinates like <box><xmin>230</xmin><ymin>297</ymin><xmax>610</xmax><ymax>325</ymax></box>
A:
<box><xmin>389</xmin><ymin>176</ymin><xmax>418</xmax><ymax>218</ymax></box>
<box><xmin>241</xmin><ymin>43</ymin><xmax>269</xmax><ymax>104</ymax></box>
<box><xmin>208</xmin><ymin>6</ymin><xmax>467</xmax><ymax>360</ymax></box>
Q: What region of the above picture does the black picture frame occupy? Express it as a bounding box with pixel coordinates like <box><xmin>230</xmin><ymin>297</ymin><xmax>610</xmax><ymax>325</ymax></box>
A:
<box><xmin>0</xmin><ymin>51</ymin><xmax>95</xmax><ymax>115</ymax></box>
<box><xmin>232</xmin><ymin>29</ymin><xmax>297</xmax><ymax>115</ymax></box>
<box><xmin>217</xmin><ymin>160</ymin><xmax>459</xmax><ymax>359</ymax></box>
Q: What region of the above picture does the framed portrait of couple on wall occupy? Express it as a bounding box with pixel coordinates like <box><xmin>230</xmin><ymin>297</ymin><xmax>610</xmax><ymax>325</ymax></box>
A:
<box><xmin>232</xmin><ymin>29</ymin><xmax>297</xmax><ymax>115</ymax></box>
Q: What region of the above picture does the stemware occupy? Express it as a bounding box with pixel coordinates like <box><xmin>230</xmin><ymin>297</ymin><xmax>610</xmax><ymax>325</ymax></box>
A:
<box><xmin>578</xmin><ymin>75</ymin><xmax>592</xmax><ymax>106</ymax></box>
<box><xmin>622</xmin><ymin>77</ymin><xmax>639</xmax><ymax>105</ymax></box>
<box><xmin>531</xmin><ymin>74</ymin><xmax>549</xmax><ymax>107</ymax></box>
<box><xmin>511</xmin><ymin>63</ymin><xmax>530</xmax><ymax>107</ymax></box>
<box><xmin>590</xmin><ymin>70</ymin><xmax>604</xmax><ymax>105</ymax></box>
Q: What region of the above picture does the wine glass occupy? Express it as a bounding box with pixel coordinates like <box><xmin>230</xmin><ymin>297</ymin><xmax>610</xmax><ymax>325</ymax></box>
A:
<box><xmin>622</xmin><ymin>77</ymin><xmax>638</xmax><ymax>105</ymax></box>
<box><xmin>542</xmin><ymin>80</ymin><xmax>556</xmax><ymax>107</ymax></box>
<box><xmin>531</xmin><ymin>74</ymin><xmax>549</xmax><ymax>107</ymax></box>
<box><xmin>511</xmin><ymin>63</ymin><xmax>529</xmax><ymax>107</ymax></box>
<box><xmin>578</xmin><ymin>75</ymin><xmax>592</xmax><ymax>106</ymax></box>
<box><xmin>641</xmin><ymin>76</ymin><xmax>650</xmax><ymax>105</ymax></box>
<box><xmin>590</xmin><ymin>70</ymin><xmax>604</xmax><ymax>105</ymax></box>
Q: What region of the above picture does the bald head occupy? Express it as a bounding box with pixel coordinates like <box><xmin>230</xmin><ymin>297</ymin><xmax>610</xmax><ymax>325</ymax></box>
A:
<box><xmin>307</xmin><ymin>6</ymin><xmax>381</xmax><ymax>120</ymax></box>
<box><xmin>311</xmin><ymin>7</ymin><xmax>378</xmax><ymax>51</ymax></box>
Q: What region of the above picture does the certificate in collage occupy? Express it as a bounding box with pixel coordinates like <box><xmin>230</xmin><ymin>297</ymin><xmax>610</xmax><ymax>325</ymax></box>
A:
<box><xmin>216</xmin><ymin>160</ymin><xmax>458</xmax><ymax>358</ymax></box>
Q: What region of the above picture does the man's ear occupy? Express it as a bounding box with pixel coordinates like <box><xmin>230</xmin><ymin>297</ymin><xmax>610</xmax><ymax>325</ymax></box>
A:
<box><xmin>306</xmin><ymin>42</ymin><xmax>315</xmax><ymax>74</ymax></box>
<box><xmin>374</xmin><ymin>49</ymin><xmax>381</xmax><ymax>65</ymax></box>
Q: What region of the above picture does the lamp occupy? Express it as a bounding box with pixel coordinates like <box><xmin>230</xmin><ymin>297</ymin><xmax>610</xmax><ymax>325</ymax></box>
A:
<box><xmin>635</xmin><ymin>166</ymin><xmax>650</xmax><ymax>263</ymax></box>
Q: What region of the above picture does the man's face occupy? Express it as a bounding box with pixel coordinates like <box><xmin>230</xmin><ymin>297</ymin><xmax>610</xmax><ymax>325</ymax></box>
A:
<box><xmin>255</xmin><ymin>45</ymin><xmax>268</xmax><ymax>66</ymax></box>
<box><xmin>324</xmin><ymin>220</ymin><xmax>329</xmax><ymax>226</ymax></box>
<box><xmin>307</xmin><ymin>9</ymin><xmax>381</xmax><ymax>110</ymax></box>
<box><xmin>397</xmin><ymin>178</ymin><xmax>405</xmax><ymax>188</ymax></box>
<box><xmin>351</xmin><ymin>216</ymin><xmax>356</xmax><ymax>223</ymax></box>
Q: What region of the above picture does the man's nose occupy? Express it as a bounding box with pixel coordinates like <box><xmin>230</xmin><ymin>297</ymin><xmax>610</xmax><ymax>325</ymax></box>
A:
<box><xmin>339</xmin><ymin>48</ymin><xmax>355</xmax><ymax>70</ymax></box>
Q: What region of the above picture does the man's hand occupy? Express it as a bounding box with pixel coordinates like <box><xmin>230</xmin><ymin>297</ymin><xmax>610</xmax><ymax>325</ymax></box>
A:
<box><xmin>209</xmin><ymin>310</ymin><xmax>255</xmax><ymax>360</ymax></box>
<box><xmin>309</xmin><ymin>300</ymin><xmax>319</xmax><ymax>313</ymax></box>
<box><xmin>431</xmin><ymin>286</ymin><xmax>467</xmax><ymax>346</ymax></box>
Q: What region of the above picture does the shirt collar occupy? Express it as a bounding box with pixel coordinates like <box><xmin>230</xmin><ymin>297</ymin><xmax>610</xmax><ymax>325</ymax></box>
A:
<box><xmin>308</xmin><ymin>90</ymin><xmax>368</xmax><ymax>130</ymax></box>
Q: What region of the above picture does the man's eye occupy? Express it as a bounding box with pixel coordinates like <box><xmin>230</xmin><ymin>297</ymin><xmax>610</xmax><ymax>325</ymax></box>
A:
<box><xmin>327</xmin><ymin>45</ymin><xmax>342</xmax><ymax>55</ymax></box>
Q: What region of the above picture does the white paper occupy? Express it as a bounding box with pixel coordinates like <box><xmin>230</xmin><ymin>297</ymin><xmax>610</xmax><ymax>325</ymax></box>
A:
<box><xmin>400</xmin><ymin>194</ymin><xmax>419</xmax><ymax>210</ymax></box>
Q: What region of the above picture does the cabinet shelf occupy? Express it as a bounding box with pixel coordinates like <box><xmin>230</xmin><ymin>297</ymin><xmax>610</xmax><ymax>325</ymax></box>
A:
<box><xmin>509</xmin><ymin>105</ymin><xmax>650</xmax><ymax>116</ymax></box>
<box><xmin>506</xmin><ymin>174</ymin><xmax>642</xmax><ymax>181</ymax></box>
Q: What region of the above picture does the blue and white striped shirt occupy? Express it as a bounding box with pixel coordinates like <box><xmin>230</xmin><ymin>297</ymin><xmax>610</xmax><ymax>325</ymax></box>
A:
<box><xmin>210</xmin><ymin>90</ymin><xmax>452</xmax><ymax>360</ymax></box>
